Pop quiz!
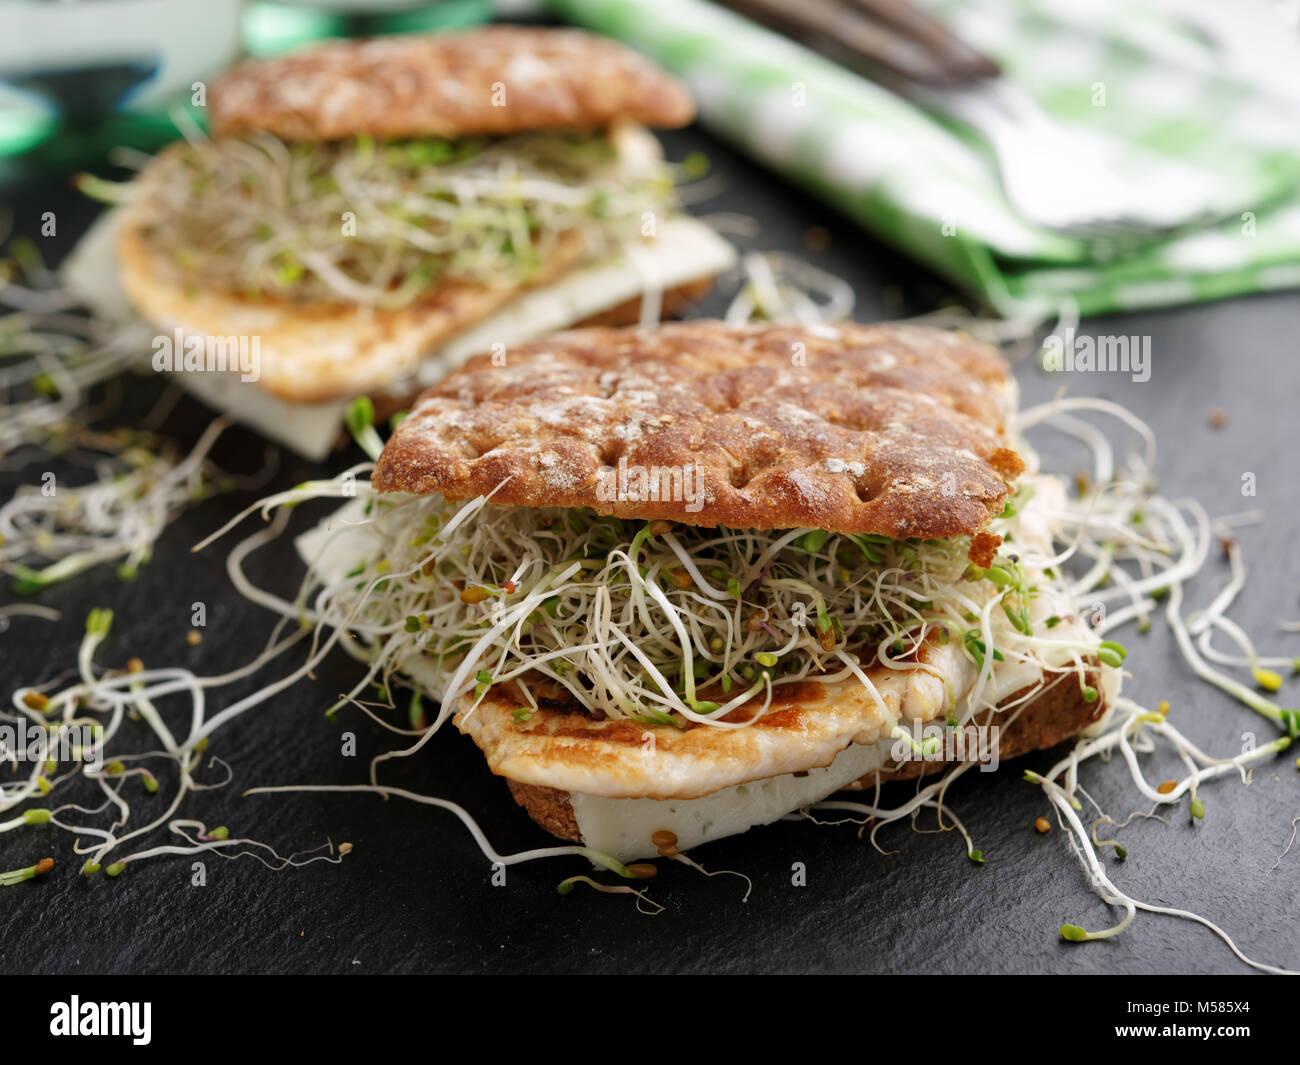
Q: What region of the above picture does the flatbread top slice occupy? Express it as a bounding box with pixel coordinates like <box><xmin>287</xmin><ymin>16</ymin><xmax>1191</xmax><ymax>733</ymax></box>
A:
<box><xmin>211</xmin><ymin>27</ymin><xmax>695</xmax><ymax>142</ymax></box>
<box><xmin>372</xmin><ymin>320</ymin><xmax>1026</xmax><ymax>540</ymax></box>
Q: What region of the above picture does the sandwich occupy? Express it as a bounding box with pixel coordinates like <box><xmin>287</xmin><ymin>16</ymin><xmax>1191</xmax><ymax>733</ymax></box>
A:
<box><xmin>297</xmin><ymin>320</ymin><xmax>1123</xmax><ymax>862</ymax></box>
<box><xmin>65</xmin><ymin>27</ymin><xmax>735</xmax><ymax>458</ymax></box>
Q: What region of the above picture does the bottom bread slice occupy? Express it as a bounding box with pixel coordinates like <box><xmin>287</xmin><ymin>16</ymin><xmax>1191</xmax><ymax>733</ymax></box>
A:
<box><xmin>503</xmin><ymin>672</ymin><xmax>1105</xmax><ymax>859</ymax></box>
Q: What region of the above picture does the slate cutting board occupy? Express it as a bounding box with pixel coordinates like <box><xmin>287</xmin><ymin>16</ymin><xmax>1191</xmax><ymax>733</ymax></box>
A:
<box><xmin>1</xmin><ymin>126</ymin><xmax>1297</xmax><ymax>976</ymax></box>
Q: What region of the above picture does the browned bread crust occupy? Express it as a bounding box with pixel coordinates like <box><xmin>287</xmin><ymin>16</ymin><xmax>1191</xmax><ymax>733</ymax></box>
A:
<box><xmin>504</xmin><ymin>672</ymin><xmax>1106</xmax><ymax>845</ymax></box>
<box><xmin>507</xmin><ymin>779</ymin><xmax>582</xmax><ymax>843</ymax></box>
<box><xmin>373</xmin><ymin>321</ymin><xmax>1025</xmax><ymax>539</ymax></box>
<box><xmin>211</xmin><ymin>27</ymin><xmax>695</xmax><ymax>141</ymax></box>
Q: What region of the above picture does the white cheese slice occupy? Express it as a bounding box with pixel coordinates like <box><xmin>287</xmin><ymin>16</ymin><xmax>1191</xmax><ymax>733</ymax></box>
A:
<box><xmin>569</xmin><ymin>739</ymin><xmax>897</xmax><ymax>862</ymax></box>
<box><xmin>293</xmin><ymin>497</ymin><xmax>377</xmax><ymax>579</ymax></box>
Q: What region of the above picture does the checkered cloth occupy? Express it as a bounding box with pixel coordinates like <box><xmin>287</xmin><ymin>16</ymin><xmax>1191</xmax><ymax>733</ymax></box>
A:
<box><xmin>553</xmin><ymin>0</ymin><xmax>1300</xmax><ymax>317</ymax></box>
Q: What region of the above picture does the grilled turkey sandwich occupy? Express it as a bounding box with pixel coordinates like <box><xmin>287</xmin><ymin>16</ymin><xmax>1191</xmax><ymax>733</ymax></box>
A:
<box><xmin>67</xmin><ymin>27</ymin><xmax>734</xmax><ymax>458</ymax></box>
<box><xmin>297</xmin><ymin>321</ymin><xmax>1121</xmax><ymax>861</ymax></box>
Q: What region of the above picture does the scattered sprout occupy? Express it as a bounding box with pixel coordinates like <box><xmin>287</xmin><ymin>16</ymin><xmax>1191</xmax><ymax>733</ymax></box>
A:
<box><xmin>1254</xmin><ymin>667</ymin><xmax>1283</xmax><ymax>692</ymax></box>
<box><xmin>0</xmin><ymin>858</ymin><xmax>54</xmax><ymax>886</ymax></box>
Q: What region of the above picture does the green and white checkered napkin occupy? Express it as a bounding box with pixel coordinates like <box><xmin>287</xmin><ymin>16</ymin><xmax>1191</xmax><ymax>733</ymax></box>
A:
<box><xmin>552</xmin><ymin>0</ymin><xmax>1300</xmax><ymax>317</ymax></box>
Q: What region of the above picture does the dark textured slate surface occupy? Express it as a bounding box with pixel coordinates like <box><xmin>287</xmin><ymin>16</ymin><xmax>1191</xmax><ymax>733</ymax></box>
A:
<box><xmin>1</xmin><ymin>127</ymin><xmax>1297</xmax><ymax>976</ymax></box>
